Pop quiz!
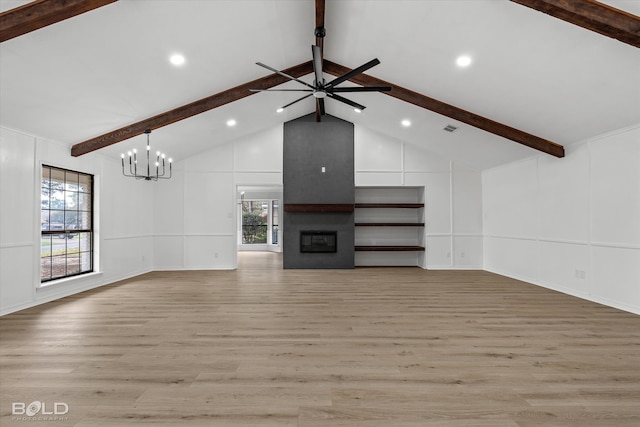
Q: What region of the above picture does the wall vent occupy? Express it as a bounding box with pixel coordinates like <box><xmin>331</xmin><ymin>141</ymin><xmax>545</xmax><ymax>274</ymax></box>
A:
<box><xmin>443</xmin><ymin>124</ymin><xmax>459</xmax><ymax>133</ymax></box>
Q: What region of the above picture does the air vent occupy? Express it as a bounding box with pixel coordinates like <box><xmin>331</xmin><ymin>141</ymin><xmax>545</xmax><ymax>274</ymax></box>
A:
<box><xmin>443</xmin><ymin>124</ymin><xmax>459</xmax><ymax>133</ymax></box>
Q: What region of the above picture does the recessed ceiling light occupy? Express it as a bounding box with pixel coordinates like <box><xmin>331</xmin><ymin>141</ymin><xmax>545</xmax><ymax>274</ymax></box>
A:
<box><xmin>169</xmin><ymin>54</ymin><xmax>185</xmax><ymax>66</ymax></box>
<box><xmin>456</xmin><ymin>55</ymin><xmax>472</xmax><ymax>67</ymax></box>
<box><xmin>354</xmin><ymin>108</ymin><xmax>362</xmax><ymax>113</ymax></box>
<box><xmin>276</xmin><ymin>108</ymin><xmax>284</xmax><ymax>113</ymax></box>
<box><xmin>401</xmin><ymin>119</ymin><xmax>411</xmax><ymax>127</ymax></box>
<box><xmin>226</xmin><ymin>119</ymin><xmax>237</xmax><ymax>127</ymax></box>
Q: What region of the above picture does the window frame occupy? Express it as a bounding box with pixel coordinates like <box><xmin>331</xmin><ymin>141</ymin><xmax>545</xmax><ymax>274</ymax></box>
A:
<box><xmin>40</xmin><ymin>165</ymin><xmax>94</xmax><ymax>283</ymax></box>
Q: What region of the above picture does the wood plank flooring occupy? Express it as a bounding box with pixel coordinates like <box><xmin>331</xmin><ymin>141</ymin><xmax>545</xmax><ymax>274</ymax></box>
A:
<box><xmin>1</xmin><ymin>252</ymin><xmax>639</xmax><ymax>426</ymax></box>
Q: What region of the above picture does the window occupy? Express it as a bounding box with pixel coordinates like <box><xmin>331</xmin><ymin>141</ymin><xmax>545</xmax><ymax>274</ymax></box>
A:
<box><xmin>271</xmin><ymin>200</ymin><xmax>279</xmax><ymax>245</ymax></box>
<box><xmin>240</xmin><ymin>199</ymin><xmax>279</xmax><ymax>246</ymax></box>
<box><xmin>41</xmin><ymin>165</ymin><xmax>93</xmax><ymax>283</ymax></box>
<box><xmin>241</xmin><ymin>200</ymin><xmax>269</xmax><ymax>244</ymax></box>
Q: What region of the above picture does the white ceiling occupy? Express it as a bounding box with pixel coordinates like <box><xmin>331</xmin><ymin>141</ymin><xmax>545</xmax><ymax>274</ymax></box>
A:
<box><xmin>1</xmin><ymin>0</ymin><xmax>639</xmax><ymax>170</ymax></box>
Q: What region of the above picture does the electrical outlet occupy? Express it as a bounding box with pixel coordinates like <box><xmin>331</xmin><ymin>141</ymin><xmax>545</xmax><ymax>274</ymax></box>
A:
<box><xmin>214</xmin><ymin>252</ymin><xmax>219</xmax><ymax>259</ymax></box>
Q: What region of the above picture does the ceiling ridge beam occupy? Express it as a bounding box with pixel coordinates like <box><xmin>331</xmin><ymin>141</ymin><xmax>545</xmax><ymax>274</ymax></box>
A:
<box><xmin>323</xmin><ymin>60</ymin><xmax>564</xmax><ymax>158</ymax></box>
<box><xmin>315</xmin><ymin>0</ymin><xmax>326</xmax><ymax>122</ymax></box>
<box><xmin>71</xmin><ymin>61</ymin><xmax>314</xmax><ymax>157</ymax></box>
<box><xmin>0</xmin><ymin>0</ymin><xmax>117</xmax><ymax>43</ymax></box>
<box><xmin>510</xmin><ymin>0</ymin><xmax>640</xmax><ymax>48</ymax></box>
<box><xmin>315</xmin><ymin>0</ymin><xmax>325</xmax><ymax>50</ymax></box>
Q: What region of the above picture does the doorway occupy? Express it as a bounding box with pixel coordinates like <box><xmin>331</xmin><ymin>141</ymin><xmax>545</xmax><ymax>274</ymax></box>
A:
<box><xmin>236</xmin><ymin>186</ymin><xmax>282</xmax><ymax>253</ymax></box>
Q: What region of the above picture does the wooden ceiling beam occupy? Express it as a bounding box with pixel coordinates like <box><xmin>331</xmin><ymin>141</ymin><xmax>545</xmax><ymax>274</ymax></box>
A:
<box><xmin>315</xmin><ymin>0</ymin><xmax>326</xmax><ymax>122</ymax></box>
<box><xmin>510</xmin><ymin>0</ymin><xmax>640</xmax><ymax>48</ymax></box>
<box><xmin>315</xmin><ymin>0</ymin><xmax>325</xmax><ymax>50</ymax></box>
<box><xmin>0</xmin><ymin>0</ymin><xmax>117</xmax><ymax>43</ymax></box>
<box><xmin>324</xmin><ymin>60</ymin><xmax>565</xmax><ymax>158</ymax></box>
<box><xmin>71</xmin><ymin>61</ymin><xmax>314</xmax><ymax>157</ymax></box>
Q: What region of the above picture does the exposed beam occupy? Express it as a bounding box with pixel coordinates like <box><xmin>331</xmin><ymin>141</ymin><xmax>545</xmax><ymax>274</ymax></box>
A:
<box><xmin>510</xmin><ymin>0</ymin><xmax>640</xmax><ymax>48</ymax></box>
<box><xmin>315</xmin><ymin>0</ymin><xmax>325</xmax><ymax>51</ymax></box>
<box><xmin>324</xmin><ymin>60</ymin><xmax>565</xmax><ymax>158</ymax></box>
<box><xmin>315</xmin><ymin>0</ymin><xmax>326</xmax><ymax>122</ymax></box>
<box><xmin>0</xmin><ymin>0</ymin><xmax>117</xmax><ymax>43</ymax></box>
<box><xmin>71</xmin><ymin>61</ymin><xmax>314</xmax><ymax>157</ymax></box>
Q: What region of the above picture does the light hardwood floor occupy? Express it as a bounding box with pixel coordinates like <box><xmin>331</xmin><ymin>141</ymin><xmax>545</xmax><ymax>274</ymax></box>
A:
<box><xmin>1</xmin><ymin>252</ymin><xmax>639</xmax><ymax>426</ymax></box>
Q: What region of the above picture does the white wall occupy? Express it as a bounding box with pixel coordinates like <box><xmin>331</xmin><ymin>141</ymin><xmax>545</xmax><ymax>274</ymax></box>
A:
<box><xmin>153</xmin><ymin>127</ymin><xmax>284</xmax><ymax>270</ymax></box>
<box><xmin>356</xmin><ymin>127</ymin><xmax>483</xmax><ymax>269</ymax></box>
<box><xmin>0</xmin><ymin>127</ymin><xmax>155</xmax><ymax>315</ymax></box>
<box><xmin>483</xmin><ymin>124</ymin><xmax>640</xmax><ymax>314</ymax></box>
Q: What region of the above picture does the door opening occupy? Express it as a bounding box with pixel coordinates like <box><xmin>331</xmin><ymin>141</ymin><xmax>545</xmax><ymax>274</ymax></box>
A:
<box><xmin>237</xmin><ymin>186</ymin><xmax>282</xmax><ymax>253</ymax></box>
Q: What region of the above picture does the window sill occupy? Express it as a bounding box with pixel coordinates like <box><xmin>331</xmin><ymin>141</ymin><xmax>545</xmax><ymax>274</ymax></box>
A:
<box><xmin>37</xmin><ymin>271</ymin><xmax>103</xmax><ymax>290</ymax></box>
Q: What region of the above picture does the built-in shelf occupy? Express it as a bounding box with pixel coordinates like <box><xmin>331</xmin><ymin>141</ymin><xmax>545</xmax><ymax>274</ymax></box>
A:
<box><xmin>284</xmin><ymin>203</ymin><xmax>354</xmax><ymax>213</ymax></box>
<box><xmin>355</xmin><ymin>203</ymin><xmax>424</xmax><ymax>209</ymax></box>
<box><xmin>354</xmin><ymin>186</ymin><xmax>426</xmax><ymax>267</ymax></box>
<box><xmin>355</xmin><ymin>245</ymin><xmax>425</xmax><ymax>252</ymax></box>
<box><xmin>355</xmin><ymin>222</ymin><xmax>425</xmax><ymax>227</ymax></box>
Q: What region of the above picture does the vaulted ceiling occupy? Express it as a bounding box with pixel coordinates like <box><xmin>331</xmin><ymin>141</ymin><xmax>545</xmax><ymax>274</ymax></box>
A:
<box><xmin>1</xmin><ymin>0</ymin><xmax>639</xmax><ymax>170</ymax></box>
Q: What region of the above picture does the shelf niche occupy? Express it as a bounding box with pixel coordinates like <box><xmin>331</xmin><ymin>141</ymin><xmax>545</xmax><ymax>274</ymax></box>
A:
<box><xmin>354</xmin><ymin>186</ymin><xmax>426</xmax><ymax>267</ymax></box>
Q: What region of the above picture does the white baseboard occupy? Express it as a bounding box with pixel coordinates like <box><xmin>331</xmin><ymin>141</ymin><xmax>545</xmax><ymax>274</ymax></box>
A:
<box><xmin>484</xmin><ymin>267</ymin><xmax>640</xmax><ymax>316</ymax></box>
<box><xmin>1</xmin><ymin>269</ymin><xmax>153</xmax><ymax>316</ymax></box>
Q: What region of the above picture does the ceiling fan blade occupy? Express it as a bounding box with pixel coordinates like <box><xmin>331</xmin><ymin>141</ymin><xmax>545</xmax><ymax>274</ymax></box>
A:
<box><xmin>312</xmin><ymin>45</ymin><xmax>324</xmax><ymax>86</ymax></box>
<box><xmin>330</xmin><ymin>86</ymin><xmax>392</xmax><ymax>93</ymax></box>
<box><xmin>256</xmin><ymin>62</ymin><xmax>315</xmax><ymax>90</ymax></box>
<box><xmin>325</xmin><ymin>58</ymin><xmax>381</xmax><ymax>89</ymax></box>
<box><xmin>311</xmin><ymin>45</ymin><xmax>325</xmax><ymax>121</ymax></box>
<box><xmin>250</xmin><ymin>89</ymin><xmax>313</xmax><ymax>92</ymax></box>
<box><xmin>281</xmin><ymin>93</ymin><xmax>314</xmax><ymax>109</ymax></box>
<box><xmin>327</xmin><ymin>93</ymin><xmax>366</xmax><ymax>111</ymax></box>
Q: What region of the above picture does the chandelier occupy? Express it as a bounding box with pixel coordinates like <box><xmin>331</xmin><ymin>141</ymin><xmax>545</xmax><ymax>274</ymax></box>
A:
<box><xmin>121</xmin><ymin>130</ymin><xmax>172</xmax><ymax>181</ymax></box>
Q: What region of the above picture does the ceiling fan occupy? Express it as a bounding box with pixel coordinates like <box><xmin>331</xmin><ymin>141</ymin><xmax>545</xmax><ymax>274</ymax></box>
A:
<box><xmin>251</xmin><ymin>44</ymin><xmax>391</xmax><ymax>115</ymax></box>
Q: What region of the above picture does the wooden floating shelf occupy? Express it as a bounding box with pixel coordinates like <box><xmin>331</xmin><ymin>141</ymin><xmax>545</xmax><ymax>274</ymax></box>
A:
<box><xmin>284</xmin><ymin>204</ymin><xmax>354</xmax><ymax>213</ymax></box>
<box><xmin>355</xmin><ymin>223</ymin><xmax>425</xmax><ymax>227</ymax></box>
<box><xmin>355</xmin><ymin>246</ymin><xmax>425</xmax><ymax>252</ymax></box>
<box><xmin>355</xmin><ymin>203</ymin><xmax>424</xmax><ymax>209</ymax></box>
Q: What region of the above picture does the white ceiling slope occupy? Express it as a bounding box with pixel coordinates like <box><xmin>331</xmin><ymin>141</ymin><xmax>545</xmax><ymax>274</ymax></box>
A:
<box><xmin>1</xmin><ymin>0</ymin><xmax>639</xmax><ymax>170</ymax></box>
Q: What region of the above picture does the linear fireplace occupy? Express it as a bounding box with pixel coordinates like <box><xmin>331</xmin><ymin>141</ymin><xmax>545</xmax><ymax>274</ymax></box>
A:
<box><xmin>300</xmin><ymin>231</ymin><xmax>337</xmax><ymax>253</ymax></box>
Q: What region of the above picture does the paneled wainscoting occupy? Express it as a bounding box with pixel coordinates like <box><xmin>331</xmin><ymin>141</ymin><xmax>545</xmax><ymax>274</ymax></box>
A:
<box><xmin>1</xmin><ymin>252</ymin><xmax>639</xmax><ymax>426</ymax></box>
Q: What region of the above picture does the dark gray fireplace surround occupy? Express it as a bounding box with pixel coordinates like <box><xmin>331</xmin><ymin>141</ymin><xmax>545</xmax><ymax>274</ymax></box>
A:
<box><xmin>283</xmin><ymin>114</ymin><xmax>354</xmax><ymax>269</ymax></box>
